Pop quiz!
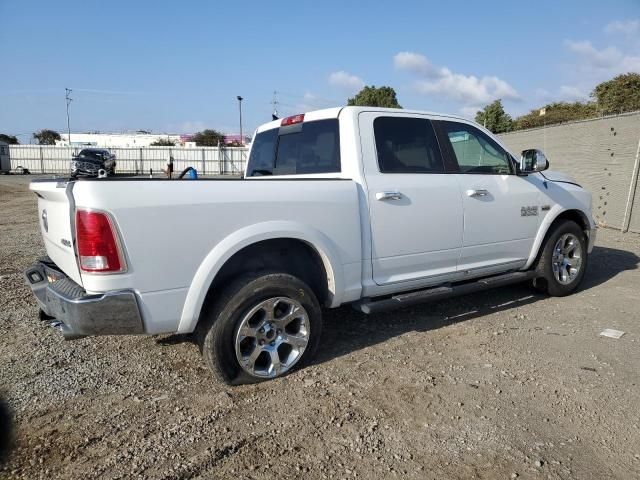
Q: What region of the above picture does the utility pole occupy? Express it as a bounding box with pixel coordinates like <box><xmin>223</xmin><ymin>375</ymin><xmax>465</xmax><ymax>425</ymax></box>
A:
<box><xmin>237</xmin><ymin>95</ymin><xmax>243</xmax><ymax>146</ymax></box>
<box><xmin>271</xmin><ymin>91</ymin><xmax>279</xmax><ymax>120</ymax></box>
<box><xmin>65</xmin><ymin>88</ymin><xmax>73</xmax><ymax>146</ymax></box>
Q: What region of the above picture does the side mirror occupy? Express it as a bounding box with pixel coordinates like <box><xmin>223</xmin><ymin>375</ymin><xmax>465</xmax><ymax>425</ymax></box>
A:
<box><xmin>520</xmin><ymin>148</ymin><xmax>549</xmax><ymax>174</ymax></box>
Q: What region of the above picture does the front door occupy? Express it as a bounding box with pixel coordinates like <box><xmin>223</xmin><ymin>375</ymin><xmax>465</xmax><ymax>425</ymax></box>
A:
<box><xmin>435</xmin><ymin>120</ymin><xmax>541</xmax><ymax>273</ymax></box>
<box><xmin>359</xmin><ymin>113</ymin><xmax>464</xmax><ymax>285</ymax></box>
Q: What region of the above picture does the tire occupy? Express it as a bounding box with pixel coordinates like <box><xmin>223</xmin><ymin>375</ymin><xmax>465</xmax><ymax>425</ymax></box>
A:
<box><xmin>534</xmin><ymin>220</ymin><xmax>588</xmax><ymax>296</ymax></box>
<box><xmin>197</xmin><ymin>271</ymin><xmax>323</xmax><ymax>385</ymax></box>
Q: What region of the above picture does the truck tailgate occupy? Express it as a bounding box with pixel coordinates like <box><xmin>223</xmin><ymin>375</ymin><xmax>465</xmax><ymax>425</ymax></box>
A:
<box><xmin>30</xmin><ymin>180</ymin><xmax>83</xmax><ymax>285</ymax></box>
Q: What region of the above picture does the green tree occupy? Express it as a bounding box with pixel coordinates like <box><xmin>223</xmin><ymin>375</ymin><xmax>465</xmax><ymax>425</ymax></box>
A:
<box><xmin>347</xmin><ymin>86</ymin><xmax>402</xmax><ymax>108</ymax></box>
<box><xmin>474</xmin><ymin>99</ymin><xmax>513</xmax><ymax>133</ymax></box>
<box><xmin>33</xmin><ymin>129</ymin><xmax>61</xmax><ymax>145</ymax></box>
<box><xmin>191</xmin><ymin>129</ymin><xmax>225</xmax><ymax>146</ymax></box>
<box><xmin>150</xmin><ymin>138</ymin><xmax>176</xmax><ymax>146</ymax></box>
<box><xmin>0</xmin><ymin>134</ymin><xmax>19</xmax><ymax>144</ymax></box>
<box><xmin>513</xmin><ymin>102</ymin><xmax>597</xmax><ymax>130</ymax></box>
<box><xmin>591</xmin><ymin>73</ymin><xmax>640</xmax><ymax>115</ymax></box>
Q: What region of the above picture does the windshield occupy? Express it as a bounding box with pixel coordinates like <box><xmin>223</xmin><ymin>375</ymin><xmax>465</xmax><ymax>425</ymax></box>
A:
<box><xmin>78</xmin><ymin>149</ymin><xmax>108</xmax><ymax>160</ymax></box>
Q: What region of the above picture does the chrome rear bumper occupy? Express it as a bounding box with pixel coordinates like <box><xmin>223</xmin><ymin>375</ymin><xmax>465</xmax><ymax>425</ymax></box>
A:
<box><xmin>24</xmin><ymin>259</ymin><xmax>144</xmax><ymax>339</ymax></box>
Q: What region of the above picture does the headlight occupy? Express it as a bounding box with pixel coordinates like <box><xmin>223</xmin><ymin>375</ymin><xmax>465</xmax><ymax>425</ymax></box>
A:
<box><xmin>71</xmin><ymin>161</ymin><xmax>78</xmax><ymax>171</ymax></box>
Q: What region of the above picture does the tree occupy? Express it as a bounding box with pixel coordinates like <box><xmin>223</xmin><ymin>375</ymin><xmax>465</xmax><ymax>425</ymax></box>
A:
<box><xmin>474</xmin><ymin>99</ymin><xmax>513</xmax><ymax>133</ymax></box>
<box><xmin>513</xmin><ymin>102</ymin><xmax>597</xmax><ymax>130</ymax></box>
<box><xmin>347</xmin><ymin>86</ymin><xmax>402</xmax><ymax>108</ymax></box>
<box><xmin>591</xmin><ymin>73</ymin><xmax>640</xmax><ymax>115</ymax></box>
<box><xmin>150</xmin><ymin>138</ymin><xmax>176</xmax><ymax>146</ymax></box>
<box><xmin>191</xmin><ymin>129</ymin><xmax>225</xmax><ymax>146</ymax></box>
<box><xmin>0</xmin><ymin>134</ymin><xmax>19</xmax><ymax>144</ymax></box>
<box><xmin>33</xmin><ymin>129</ymin><xmax>61</xmax><ymax>145</ymax></box>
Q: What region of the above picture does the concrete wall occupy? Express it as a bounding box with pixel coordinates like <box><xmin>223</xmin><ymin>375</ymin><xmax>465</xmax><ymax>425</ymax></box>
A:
<box><xmin>499</xmin><ymin>112</ymin><xmax>640</xmax><ymax>233</ymax></box>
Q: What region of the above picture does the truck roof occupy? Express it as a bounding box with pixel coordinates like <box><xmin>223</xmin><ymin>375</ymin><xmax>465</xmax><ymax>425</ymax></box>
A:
<box><xmin>255</xmin><ymin>106</ymin><xmax>479</xmax><ymax>133</ymax></box>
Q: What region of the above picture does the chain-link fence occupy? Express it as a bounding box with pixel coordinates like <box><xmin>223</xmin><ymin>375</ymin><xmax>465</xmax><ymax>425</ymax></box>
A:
<box><xmin>8</xmin><ymin>146</ymin><xmax>249</xmax><ymax>176</ymax></box>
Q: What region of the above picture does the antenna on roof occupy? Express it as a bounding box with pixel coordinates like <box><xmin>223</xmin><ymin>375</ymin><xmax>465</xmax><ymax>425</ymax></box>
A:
<box><xmin>271</xmin><ymin>91</ymin><xmax>279</xmax><ymax>120</ymax></box>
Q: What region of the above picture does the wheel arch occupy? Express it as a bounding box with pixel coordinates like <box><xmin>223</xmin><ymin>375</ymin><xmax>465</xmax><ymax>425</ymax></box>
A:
<box><xmin>177</xmin><ymin>221</ymin><xmax>344</xmax><ymax>334</ymax></box>
<box><xmin>525</xmin><ymin>207</ymin><xmax>592</xmax><ymax>269</ymax></box>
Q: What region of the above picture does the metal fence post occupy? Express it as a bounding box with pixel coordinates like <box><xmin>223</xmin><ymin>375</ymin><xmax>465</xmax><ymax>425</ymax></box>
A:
<box><xmin>201</xmin><ymin>148</ymin><xmax>205</xmax><ymax>176</ymax></box>
<box><xmin>622</xmin><ymin>135</ymin><xmax>640</xmax><ymax>232</ymax></box>
<box><xmin>218</xmin><ymin>146</ymin><xmax>223</xmax><ymax>175</ymax></box>
<box><xmin>39</xmin><ymin>146</ymin><xmax>44</xmax><ymax>174</ymax></box>
<box><xmin>139</xmin><ymin>148</ymin><xmax>143</xmax><ymax>175</ymax></box>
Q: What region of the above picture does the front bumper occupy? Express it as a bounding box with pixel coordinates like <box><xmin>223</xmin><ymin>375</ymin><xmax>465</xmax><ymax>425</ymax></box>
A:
<box><xmin>24</xmin><ymin>259</ymin><xmax>144</xmax><ymax>339</ymax></box>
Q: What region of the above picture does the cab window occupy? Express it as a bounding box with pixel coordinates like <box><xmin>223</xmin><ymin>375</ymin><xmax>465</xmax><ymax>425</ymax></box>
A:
<box><xmin>373</xmin><ymin>117</ymin><xmax>444</xmax><ymax>173</ymax></box>
<box><xmin>438</xmin><ymin>121</ymin><xmax>512</xmax><ymax>174</ymax></box>
<box><xmin>247</xmin><ymin>119</ymin><xmax>340</xmax><ymax>176</ymax></box>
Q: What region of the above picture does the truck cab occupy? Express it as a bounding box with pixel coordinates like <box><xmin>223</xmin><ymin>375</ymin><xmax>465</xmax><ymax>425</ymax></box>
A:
<box><xmin>246</xmin><ymin>107</ymin><xmax>595</xmax><ymax>300</ymax></box>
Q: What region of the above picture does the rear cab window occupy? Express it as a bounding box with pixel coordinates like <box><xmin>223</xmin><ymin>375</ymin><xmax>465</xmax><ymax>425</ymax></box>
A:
<box><xmin>247</xmin><ymin>119</ymin><xmax>341</xmax><ymax>176</ymax></box>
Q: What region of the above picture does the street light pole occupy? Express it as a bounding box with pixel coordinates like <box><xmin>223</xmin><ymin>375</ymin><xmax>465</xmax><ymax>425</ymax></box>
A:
<box><xmin>65</xmin><ymin>88</ymin><xmax>73</xmax><ymax>146</ymax></box>
<box><xmin>237</xmin><ymin>95</ymin><xmax>243</xmax><ymax>146</ymax></box>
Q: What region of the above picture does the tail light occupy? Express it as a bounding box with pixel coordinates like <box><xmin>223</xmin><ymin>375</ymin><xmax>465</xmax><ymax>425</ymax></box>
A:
<box><xmin>75</xmin><ymin>209</ymin><xmax>126</xmax><ymax>273</ymax></box>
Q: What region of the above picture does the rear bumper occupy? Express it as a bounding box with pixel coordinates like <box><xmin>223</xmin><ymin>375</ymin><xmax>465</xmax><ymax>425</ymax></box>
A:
<box><xmin>24</xmin><ymin>259</ymin><xmax>144</xmax><ymax>339</ymax></box>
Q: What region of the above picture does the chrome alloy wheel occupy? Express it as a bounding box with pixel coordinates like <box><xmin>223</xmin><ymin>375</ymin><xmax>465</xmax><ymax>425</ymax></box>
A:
<box><xmin>234</xmin><ymin>297</ymin><xmax>310</xmax><ymax>378</ymax></box>
<box><xmin>552</xmin><ymin>233</ymin><xmax>583</xmax><ymax>285</ymax></box>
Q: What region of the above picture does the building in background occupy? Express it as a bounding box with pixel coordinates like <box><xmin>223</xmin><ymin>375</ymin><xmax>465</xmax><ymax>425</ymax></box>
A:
<box><xmin>57</xmin><ymin>132</ymin><xmax>183</xmax><ymax>148</ymax></box>
<box><xmin>57</xmin><ymin>132</ymin><xmax>252</xmax><ymax>148</ymax></box>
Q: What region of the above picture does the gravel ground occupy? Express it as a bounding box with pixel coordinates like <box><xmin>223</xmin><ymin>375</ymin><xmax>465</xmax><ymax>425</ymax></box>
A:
<box><xmin>1</xmin><ymin>174</ymin><xmax>639</xmax><ymax>479</ymax></box>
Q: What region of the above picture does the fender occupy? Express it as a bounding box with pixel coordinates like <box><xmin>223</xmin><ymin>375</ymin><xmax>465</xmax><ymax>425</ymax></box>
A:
<box><xmin>176</xmin><ymin>220</ymin><xmax>345</xmax><ymax>334</ymax></box>
<box><xmin>523</xmin><ymin>205</ymin><xmax>592</xmax><ymax>269</ymax></box>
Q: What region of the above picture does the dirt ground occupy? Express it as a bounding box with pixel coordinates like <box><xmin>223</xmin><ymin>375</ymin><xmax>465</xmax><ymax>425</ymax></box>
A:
<box><xmin>1</xmin><ymin>174</ymin><xmax>639</xmax><ymax>479</ymax></box>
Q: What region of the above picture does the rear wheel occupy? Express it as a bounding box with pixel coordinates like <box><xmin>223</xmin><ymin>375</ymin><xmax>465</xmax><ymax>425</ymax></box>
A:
<box><xmin>534</xmin><ymin>220</ymin><xmax>588</xmax><ymax>296</ymax></box>
<box><xmin>197</xmin><ymin>271</ymin><xmax>322</xmax><ymax>385</ymax></box>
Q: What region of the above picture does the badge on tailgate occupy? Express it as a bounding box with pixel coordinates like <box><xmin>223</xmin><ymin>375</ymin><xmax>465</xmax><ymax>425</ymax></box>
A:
<box><xmin>41</xmin><ymin>209</ymin><xmax>48</xmax><ymax>232</ymax></box>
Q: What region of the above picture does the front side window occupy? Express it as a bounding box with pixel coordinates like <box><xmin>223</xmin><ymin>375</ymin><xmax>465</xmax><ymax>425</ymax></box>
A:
<box><xmin>246</xmin><ymin>119</ymin><xmax>340</xmax><ymax>176</ymax></box>
<box><xmin>373</xmin><ymin>117</ymin><xmax>444</xmax><ymax>173</ymax></box>
<box><xmin>438</xmin><ymin>121</ymin><xmax>511</xmax><ymax>174</ymax></box>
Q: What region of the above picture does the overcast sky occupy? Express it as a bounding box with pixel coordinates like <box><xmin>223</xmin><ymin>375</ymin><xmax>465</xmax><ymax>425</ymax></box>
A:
<box><xmin>1</xmin><ymin>0</ymin><xmax>639</xmax><ymax>140</ymax></box>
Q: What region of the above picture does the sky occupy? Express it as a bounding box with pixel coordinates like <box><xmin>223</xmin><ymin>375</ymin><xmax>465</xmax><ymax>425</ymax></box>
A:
<box><xmin>1</xmin><ymin>0</ymin><xmax>639</xmax><ymax>141</ymax></box>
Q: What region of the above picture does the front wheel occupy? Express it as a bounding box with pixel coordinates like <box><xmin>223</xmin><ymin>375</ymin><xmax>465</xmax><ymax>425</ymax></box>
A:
<box><xmin>534</xmin><ymin>220</ymin><xmax>588</xmax><ymax>296</ymax></box>
<box><xmin>197</xmin><ymin>272</ymin><xmax>323</xmax><ymax>385</ymax></box>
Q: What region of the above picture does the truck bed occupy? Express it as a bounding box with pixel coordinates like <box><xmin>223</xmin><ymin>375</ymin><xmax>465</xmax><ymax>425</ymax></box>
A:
<box><xmin>30</xmin><ymin>177</ymin><xmax>363</xmax><ymax>334</ymax></box>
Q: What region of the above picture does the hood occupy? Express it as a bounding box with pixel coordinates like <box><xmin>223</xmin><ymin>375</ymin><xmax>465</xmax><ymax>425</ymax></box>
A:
<box><xmin>542</xmin><ymin>170</ymin><xmax>580</xmax><ymax>186</ymax></box>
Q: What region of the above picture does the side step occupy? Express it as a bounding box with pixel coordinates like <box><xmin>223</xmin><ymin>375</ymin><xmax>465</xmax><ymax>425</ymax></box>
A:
<box><xmin>354</xmin><ymin>271</ymin><xmax>536</xmax><ymax>314</ymax></box>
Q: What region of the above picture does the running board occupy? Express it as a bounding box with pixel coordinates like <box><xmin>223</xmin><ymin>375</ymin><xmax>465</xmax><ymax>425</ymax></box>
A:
<box><xmin>353</xmin><ymin>271</ymin><xmax>537</xmax><ymax>314</ymax></box>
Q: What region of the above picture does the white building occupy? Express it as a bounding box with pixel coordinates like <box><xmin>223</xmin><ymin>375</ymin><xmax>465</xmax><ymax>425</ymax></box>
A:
<box><xmin>57</xmin><ymin>132</ymin><xmax>184</xmax><ymax>148</ymax></box>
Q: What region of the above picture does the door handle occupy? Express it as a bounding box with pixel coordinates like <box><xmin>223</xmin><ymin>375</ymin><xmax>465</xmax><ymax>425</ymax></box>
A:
<box><xmin>376</xmin><ymin>191</ymin><xmax>403</xmax><ymax>201</ymax></box>
<box><xmin>466</xmin><ymin>189</ymin><xmax>489</xmax><ymax>197</ymax></box>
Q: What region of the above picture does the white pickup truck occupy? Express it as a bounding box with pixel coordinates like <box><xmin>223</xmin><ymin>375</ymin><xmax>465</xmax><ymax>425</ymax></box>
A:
<box><xmin>25</xmin><ymin>106</ymin><xmax>596</xmax><ymax>384</ymax></box>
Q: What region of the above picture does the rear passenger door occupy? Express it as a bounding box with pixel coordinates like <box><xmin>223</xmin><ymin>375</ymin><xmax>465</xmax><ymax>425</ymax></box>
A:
<box><xmin>360</xmin><ymin>113</ymin><xmax>463</xmax><ymax>286</ymax></box>
<box><xmin>435</xmin><ymin>120</ymin><xmax>541</xmax><ymax>273</ymax></box>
